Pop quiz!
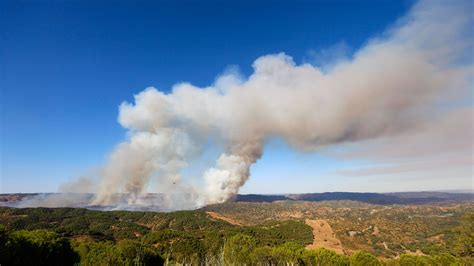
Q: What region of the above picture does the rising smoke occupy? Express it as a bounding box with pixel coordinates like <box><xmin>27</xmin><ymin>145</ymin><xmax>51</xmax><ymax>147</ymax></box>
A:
<box><xmin>56</xmin><ymin>0</ymin><xmax>472</xmax><ymax>210</ymax></box>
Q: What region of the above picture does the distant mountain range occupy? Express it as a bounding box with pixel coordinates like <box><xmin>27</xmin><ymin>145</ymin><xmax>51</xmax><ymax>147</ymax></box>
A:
<box><xmin>0</xmin><ymin>191</ymin><xmax>472</xmax><ymax>208</ymax></box>
<box><xmin>233</xmin><ymin>191</ymin><xmax>473</xmax><ymax>204</ymax></box>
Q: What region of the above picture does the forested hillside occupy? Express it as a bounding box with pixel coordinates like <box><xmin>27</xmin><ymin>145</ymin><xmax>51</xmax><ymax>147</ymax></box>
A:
<box><xmin>0</xmin><ymin>202</ymin><xmax>472</xmax><ymax>265</ymax></box>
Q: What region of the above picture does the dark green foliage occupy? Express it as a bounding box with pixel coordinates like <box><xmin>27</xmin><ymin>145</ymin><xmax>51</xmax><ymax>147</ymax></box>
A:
<box><xmin>115</xmin><ymin>239</ymin><xmax>163</xmax><ymax>265</ymax></box>
<box><xmin>271</xmin><ymin>242</ymin><xmax>306</xmax><ymax>265</ymax></box>
<box><xmin>73</xmin><ymin>241</ymin><xmax>117</xmax><ymax>265</ymax></box>
<box><xmin>224</xmin><ymin>233</ymin><xmax>257</xmax><ymax>264</ymax></box>
<box><xmin>250</xmin><ymin>246</ymin><xmax>277</xmax><ymax>264</ymax></box>
<box><xmin>201</xmin><ymin>230</ymin><xmax>225</xmax><ymax>257</ymax></box>
<box><xmin>398</xmin><ymin>254</ymin><xmax>436</xmax><ymax>266</ymax></box>
<box><xmin>168</xmin><ymin>235</ymin><xmax>205</xmax><ymax>264</ymax></box>
<box><xmin>0</xmin><ymin>207</ymin><xmax>149</xmax><ymax>240</ymax></box>
<box><xmin>0</xmin><ymin>225</ymin><xmax>11</xmax><ymax>264</ymax></box>
<box><xmin>0</xmin><ymin>228</ymin><xmax>79</xmax><ymax>266</ymax></box>
<box><xmin>432</xmin><ymin>253</ymin><xmax>462</xmax><ymax>265</ymax></box>
<box><xmin>142</xmin><ymin>229</ymin><xmax>218</xmax><ymax>264</ymax></box>
<box><xmin>303</xmin><ymin>248</ymin><xmax>349</xmax><ymax>266</ymax></box>
<box><xmin>249</xmin><ymin>243</ymin><xmax>351</xmax><ymax>266</ymax></box>
<box><xmin>73</xmin><ymin>239</ymin><xmax>163</xmax><ymax>266</ymax></box>
<box><xmin>454</xmin><ymin>212</ymin><xmax>473</xmax><ymax>258</ymax></box>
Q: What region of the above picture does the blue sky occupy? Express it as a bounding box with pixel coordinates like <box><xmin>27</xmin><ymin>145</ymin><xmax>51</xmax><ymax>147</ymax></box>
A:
<box><xmin>3</xmin><ymin>0</ymin><xmax>470</xmax><ymax>194</ymax></box>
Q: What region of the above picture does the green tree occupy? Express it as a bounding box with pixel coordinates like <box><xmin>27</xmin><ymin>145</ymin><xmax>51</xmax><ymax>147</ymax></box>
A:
<box><xmin>432</xmin><ymin>253</ymin><xmax>461</xmax><ymax>265</ymax></box>
<box><xmin>349</xmin><ymin>251</ymin><xmax>381</xmax><ymax>266</ymax></box>
<box><xmin>7</xmin><ymin>229</ymin><xmax>79</xmax><ymax>266</ymax></box>
<box><xmin>251</xmin><ymin>246</ymin><xmax>276</xmax><ymax>265</ymax></box>
<box><xmin>115</xmin><ymin>239</ymin><xmax>163</xmax><ymax>265</ymax></box>
<box><xmin>0</xmin><ymin>225</ymin><xmax>12</xmax><ymax>264</ymax></box>
<box><xmin>271</xmin><ymin>242</ymin><xmax>305</xmax><ymax>265</ymax></box>
<box><xmin>454</xmin><ymin>212</ymin><xmax>473</xmax><ymax>258</ymax></box>
<box><xmin>224</xmin><ymin>234</ymin><xmax>257</xmax><ymax>265</ymax></box>
<box><xmin>302</xmin><ymin>248</ymin><xmax>349</xmax><ymax>266</ymax></box>
<box><xmin>73</xmin><ymin>241</ymin><xmax>118</xmax><ymax>266</ymax></box>
<box><xmin>73</xmin><ymin>239</ymin><xmax>163</xmax><ymax>266</ymax></box>
<box><xmin>398</xmin><ymin>254</ymin><xmax>439</xmax><ymax>266</ymax></box>
<box><xmin>170</xmin><ymin>236</ymin><xmax>204</xmax><ymax>264</ymax></box>
<box><xmin>398</xmin><ymin>254</ymin><xmax>418</xmax><ymax>266</ymax></box>
<box><xmin>202</xmin><ymin>231</ymin><xmax>225</xmax><ymax>263</ymax></box>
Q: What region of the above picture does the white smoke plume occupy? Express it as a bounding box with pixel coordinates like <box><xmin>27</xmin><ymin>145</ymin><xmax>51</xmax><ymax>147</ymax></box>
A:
<box><xmin>85</xmin><ymin>0</ymin><xmax>472</xmax><ymax>208</ymax></box>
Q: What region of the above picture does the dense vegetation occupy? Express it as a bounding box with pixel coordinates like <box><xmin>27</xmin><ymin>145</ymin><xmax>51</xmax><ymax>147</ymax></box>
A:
<box><xmin>0</xmin><ymin>205</ymin><xmax>472</xmax><ymax>265</ymax></box>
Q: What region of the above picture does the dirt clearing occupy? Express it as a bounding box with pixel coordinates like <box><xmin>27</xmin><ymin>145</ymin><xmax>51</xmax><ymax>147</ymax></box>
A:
<box><xmin>206</xmin><ymin>211</ymin><xmax>243</xmax><ymax>226</ymax></box>
<box><xmin>305</xmin><ymin>219</ymin><xmax>344</xmax><ymax>254</ymax></box>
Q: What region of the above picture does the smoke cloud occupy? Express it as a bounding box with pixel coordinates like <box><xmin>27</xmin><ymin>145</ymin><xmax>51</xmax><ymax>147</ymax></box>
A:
<box><xmin>72</xmin><ymin>0</ymin><xmax>472</xmax><ymax>209</ymax></box>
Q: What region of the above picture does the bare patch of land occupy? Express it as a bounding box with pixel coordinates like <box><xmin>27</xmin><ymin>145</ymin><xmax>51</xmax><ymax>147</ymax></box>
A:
<box><xmin>206</xmin><ymin>211</ymin><xmax>243</xmax><ymax>226</ymax></box>
<box><xmin>305</xmin><ymin>219</ymin><xmax>344</xmax><ymax>254</ymax></box>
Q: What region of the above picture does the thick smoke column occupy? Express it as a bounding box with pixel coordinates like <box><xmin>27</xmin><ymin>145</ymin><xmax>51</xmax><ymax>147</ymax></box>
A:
<box><xmin>91</xmin><ymin>0</ymin><xmax>472</xmax><ymax>208</ymax></box>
